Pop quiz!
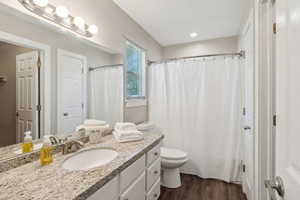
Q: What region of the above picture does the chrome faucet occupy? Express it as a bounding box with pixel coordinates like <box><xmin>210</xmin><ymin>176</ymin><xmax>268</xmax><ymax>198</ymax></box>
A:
<box><xmin>48</xmin><ymin>135</ymin><xmax>84</xmax><ymax>155</ymax></box>
<box><xmin>62</xmin><ymin>139</ymin><xmax>84</xmax><ymax>155</ymax></box>
<box><xmin>49</xmin><ymin>135</ymin><xmax>69</xmax><ymax>145</ymax></box>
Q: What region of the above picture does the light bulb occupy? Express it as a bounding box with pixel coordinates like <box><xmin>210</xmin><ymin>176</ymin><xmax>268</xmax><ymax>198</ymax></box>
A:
<box><xmin>44</xmin><ymin>7</ymin><xmax>54</xmax><ymax>15</ymax></box>
<box><xmin>190</xmin><ymin>32</ymin><xmax>198</xmax><ymax>38</ymax></box>
<box><xmin>32</xmin><ymin>0</ymin><xmax>48</xmax><ymax>7</ymax></box>
<box><xmin>55</xmin><ymin>6</ymin><xmax>69</xmax><ymax>18</ymax></box>
<box><xmin>73</xmin><ymin>16</ymin><xmax>85</xmax><ymax>30</ymax></box>
<box><xmin>88</xmin><ymin>24</ymin><xmax>98</xmax><ymax>35</ymax></box>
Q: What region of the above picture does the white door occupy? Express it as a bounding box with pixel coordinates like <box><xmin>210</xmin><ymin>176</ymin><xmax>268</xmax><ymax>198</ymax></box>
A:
<box><xmin>16</xmin><ymin>51</ymin><xmax>38</xmax><ymax>142</ymax></box>
<box><xmin>57</xmin><ymin>49</ymin><xmax>87</xmax><ymax>136</ymax></box>
<box><xmin>267</xmin><ymin>0</ymin><xmax>300</xmax><ymax>199</ymax></box>
<box><xmin>241</xmin><ymin>15</ymin><xmax>255</xmax><ymax>200</ymax></box>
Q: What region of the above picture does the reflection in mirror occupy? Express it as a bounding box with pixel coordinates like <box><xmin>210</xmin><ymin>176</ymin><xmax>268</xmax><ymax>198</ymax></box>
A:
<box><xmin>0</xmin><ymin>42</ymin><xmax>38</xmax><ymax>147</ymax></box>
<box><xmin>0</xmin><ymin>12</ymin><xmax>123</xmax><ymax>161</ymax></box>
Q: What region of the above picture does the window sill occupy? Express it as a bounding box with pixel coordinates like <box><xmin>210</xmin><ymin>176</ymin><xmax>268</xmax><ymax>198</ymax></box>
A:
<box><xmin>125</xmin><ymin>98</ymin><xmax>147</xmax><ymax>108</ymax></box>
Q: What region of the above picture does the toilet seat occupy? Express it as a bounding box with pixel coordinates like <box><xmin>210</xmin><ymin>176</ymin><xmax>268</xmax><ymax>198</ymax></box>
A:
<box><xmin>161</xmin><ymin>147</ymin><xmax>187</xmax><ymax>160</ymax></box>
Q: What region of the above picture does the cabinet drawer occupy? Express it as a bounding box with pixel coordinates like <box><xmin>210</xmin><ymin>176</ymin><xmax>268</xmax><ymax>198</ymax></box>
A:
<box><xmin>120</xmin><ymin>155</ymin><xmax>145</xmax><ymax>193</ymax></box>
<box><xmin>87</xmin><ymin>175</ymin><xmax>119</xmax><ymax>200</ymax></box>
<box><xmin>146</xmin><ymin>158</ymin><xmax>161</xmax><ymax>191</ymax></box>
<box><xmin>146</xmin><ymin>143</ymin><xmax>161</xmax><ymax>167</ymax></box>
<box><xmin>120</xmin><ymin>172</ymin><xmax>146</xmax><ymax>200</ymax></box>
<box><xmin>147</xmin><ymin>178</ymin><xmax>161</xmax><ymax>200</ymax></box>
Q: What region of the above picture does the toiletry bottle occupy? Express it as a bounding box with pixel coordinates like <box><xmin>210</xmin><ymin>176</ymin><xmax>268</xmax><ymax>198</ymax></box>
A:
<box><xmin>22</xmin><ymin>131</ymin><xmax>33</xmax><ymax>153</ymax></box>
<box><xmin>40</xmin><ymin>135</ymin><xmax>53</xmax><ymax>166</ymax></box>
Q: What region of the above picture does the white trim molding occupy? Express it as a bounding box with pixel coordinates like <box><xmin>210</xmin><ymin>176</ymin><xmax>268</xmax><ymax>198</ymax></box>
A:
<box><xmin>57</xmin><ymin>49</ymin><xmax>87</xmax><ymax>135</ymax></box>
<box><xmin>0</xmin><ymin>30</ymin><xmax>51</xmax><ymax>137</ymax></box>
<box><xmin>254</xmin><ymin>0</ymin><xmax>275</xmax><ymax>200</ymax></box>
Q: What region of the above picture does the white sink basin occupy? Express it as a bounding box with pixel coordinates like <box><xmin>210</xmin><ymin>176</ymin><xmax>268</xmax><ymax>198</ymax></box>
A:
<box><xmin>62</xmin><ymin>149</ymin><xmax>118</xmax><ymax>171</ymax></box>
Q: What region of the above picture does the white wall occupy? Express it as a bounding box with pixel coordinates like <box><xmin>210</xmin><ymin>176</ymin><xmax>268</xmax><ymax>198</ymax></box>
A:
<box><xmin>0</xmin><ymin>0</ymin><xmax>162</xmax><ymax>60</ymax></box>
<box><xmin>162</xmin><ymin>36</ymin><xmax>238</xmax><ymax>59</ymax></box>
<box><xmin>0</xmin><ymin>11</ymin><xmax>114</xmax><ymax>134</ymax></box>
<box><xmin>0</xmin><ymin>0</ymin><xmax>164</xmax><ymax>131</ymax></box>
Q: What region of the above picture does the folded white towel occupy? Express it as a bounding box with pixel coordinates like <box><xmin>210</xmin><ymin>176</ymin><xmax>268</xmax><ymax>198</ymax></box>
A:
<box><xmin>137</xmin><ymin>121</ymin><xmax>155</xmax><ymax>131</ymax></box>
<box><xmin>115</xmin><ymin>122</ymin><xmax>137</xmax><ymax>131</ymax></box>
<box><xmin>114</xmin><ymin>128</ymin><xmax>141</xmax><ymax>135</ymax></box>
<box><xmin>114</xmin><ymin>130</ymin><xmax>143</xmax><ymax>138</ymax></box>
<box><xmin>113</xmin><ymin>131</ymin><xmax>143</xmax><ymax>143</ymax></box>
<box><xmin>84</xmin><ymin>119</ymin><xmax>107</xmax><ymax>127</ymax></box>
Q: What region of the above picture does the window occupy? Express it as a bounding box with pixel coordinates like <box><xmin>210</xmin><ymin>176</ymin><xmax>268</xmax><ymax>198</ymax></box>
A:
<box><xmin>125</xmin><ymin>41</ymin><xmax>146</xmax><ymax>99</ymax></box>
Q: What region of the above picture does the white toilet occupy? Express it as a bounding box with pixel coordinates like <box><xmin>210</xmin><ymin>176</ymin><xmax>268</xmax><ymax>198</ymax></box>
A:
<box><xmin>160</xmin><ymin>147</ymin><xmax>188</xmax><ymax>188</ymax></box>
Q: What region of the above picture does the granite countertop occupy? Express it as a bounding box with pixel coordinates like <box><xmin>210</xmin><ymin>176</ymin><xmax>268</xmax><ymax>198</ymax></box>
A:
<box><xmin>0</xmin><ymin>131</ymin><xmax>163</xmax><ymax>200</ymax></box>
<box><xmin>0</xmin><ymin>140</ymin><xmax>43</xmax><ymax>162</ymax></box>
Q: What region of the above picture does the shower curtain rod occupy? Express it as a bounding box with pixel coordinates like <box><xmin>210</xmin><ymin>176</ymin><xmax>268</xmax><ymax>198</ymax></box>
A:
<box><xmin>148</xmin><ymin>50</ymin><xmax>245</xmax><ymax>65</ymax></box>
<box><xmin>89</xmin><ymin>64</ymin><xmax>123</xmax><ymax>71</ymax></box>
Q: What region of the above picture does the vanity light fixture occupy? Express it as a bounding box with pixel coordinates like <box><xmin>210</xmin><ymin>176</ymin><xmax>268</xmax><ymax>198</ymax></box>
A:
<box><xmin>74</xmin><ymin>16</ymin><xmax>85</xmax><ymax>30</ymax></box>
<box><xmin>32</xmin><ymin>0</ymin><xmax>48</xmax><ymax>7</ymax></box>
<box><xmin>18</xmin><ymin>0</ymin><xmax>99</xmax><ymax>38</ymax></box>
<box><xmin>88</xmin><ymin>24</ymin><xmax>99</xmax><ymax>35</ymax></box>
<box><xmin>55</xmin><ymin>6</ymin><xmax>69</xmax><ymax>18</ymax></box>
<box><xmin>190</xmin><ymin>32</ymin><xmax>198</xmax><ymax>38</ymax></box>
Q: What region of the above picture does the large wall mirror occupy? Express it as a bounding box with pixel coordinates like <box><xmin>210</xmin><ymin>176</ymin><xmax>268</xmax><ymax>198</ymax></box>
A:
<box><xmin>0</xmin><ymin>7</ymin><xmax>127</xmax><ymax>161</ymax></box>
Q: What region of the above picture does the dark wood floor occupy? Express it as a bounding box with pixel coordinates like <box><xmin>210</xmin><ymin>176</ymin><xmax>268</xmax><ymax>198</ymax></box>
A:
<box><xmin>159</xmin><ymin>174</ymin><xmax>247</xmax><ymax>200</ymax></box>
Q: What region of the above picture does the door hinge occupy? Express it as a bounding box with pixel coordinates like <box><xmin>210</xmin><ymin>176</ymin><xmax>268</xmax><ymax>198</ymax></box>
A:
<box><xmin>273</xmin><ymin>23</ymin><xmax>277</xmax><ymax>34</ymax></box>
<box><xmin>243</xmin><ymin>107</ymin><xmax>246</xmax><ymax>116</ymax></box>
<box><xmin>81</xmin><ymin>67</ymin><xmax>84</xmax><ymax>74</ymax></box>
<box><xmin>36</xmin><ymin>104</ymin><xmax>42</xmax><ymax>111</ymax></box>
<box><xmin>81</xmin><ymin>103</ymin><xmax>84</xmax><ymax>109</ymax></box>
<box><xmin>240</xmin><ymin>160</ymin><xmax>246</xmax><ymax>173</ymax></box>
<box><xmin>37</xmin><ymin>52</ymin><xmax>42</xmax><ymax>68</ymax></box>
<box><xmin>273</xmin><ymin>115</ymin><xmax>277</xmax><ymax>126</ymax></box>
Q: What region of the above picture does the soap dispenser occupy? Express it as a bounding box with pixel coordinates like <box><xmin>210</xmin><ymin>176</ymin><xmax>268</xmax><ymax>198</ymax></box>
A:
<box><xmin>40</xmin><ymin>135</ymin><xmax>53</xmax><ymax>166</ymax></box>
<box><xmin>22</xmin><ymin>131</ymin><xmax>33</xmax><ymax>153</ymax></box>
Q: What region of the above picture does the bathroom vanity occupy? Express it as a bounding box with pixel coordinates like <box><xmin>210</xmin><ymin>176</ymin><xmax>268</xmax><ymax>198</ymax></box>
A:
<box><xmin>88</xmin><ymin>141</ymin><xmax>161</xmax><ymax>200</ymax></box>
<box><xmin>0</xmin><ymin>131</ymin><xmax>163</xmax><ymax>200</ymax></box>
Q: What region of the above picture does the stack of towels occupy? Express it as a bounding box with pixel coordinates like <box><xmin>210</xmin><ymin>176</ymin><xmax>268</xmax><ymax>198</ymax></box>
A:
<box><xmin>113</xmin><ymin>122</ymin><xmax>144</xmax><ymax>143</ymax></box>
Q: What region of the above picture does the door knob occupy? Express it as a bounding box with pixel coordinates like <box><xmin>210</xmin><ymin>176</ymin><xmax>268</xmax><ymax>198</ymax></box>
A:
<box><xmin>265</xmin><ymin>176</ymin><xmax>285</xmax><ymax>200</ymax></box>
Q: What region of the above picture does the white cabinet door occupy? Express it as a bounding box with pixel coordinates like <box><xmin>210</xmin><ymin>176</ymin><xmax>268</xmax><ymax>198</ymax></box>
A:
<box><xmin>57</xmin><ymin>49</ymin><xmax>87</xmax><ymax>136</ymax></box>
<box><xmin>120</xmin><ymin>155</ymin><xmax>145</xmax><ymax>192</ymax></box>
<box><xmin>146</xmin><ymin>143</ymin><xmax>161</xmax><ymax>167</ymax></box>
<box><xmin>146</xmin><ymin>158</ymin><xmax>161</xmax><ymax>191</ymax></box>
<box><xmin>87</xmin><ymin>176</ymin><xmax>119</xmax><ymax>200</ymax></box>
<box><xmin>146</xmin><ymin>178</ymin><xmax>160</xmax><ymax>200</ymax></box>
<box><xmin>16</xmin><ymin>51</ymin><xmax>38</xmax><ymax>142</ymax></box>
<box><xmin>120</xmin><ymin>172</ymin><xmax>146</xmax><ymax>200</ymax></box>
<box><xmin>272</xmin><ymin>0</ymin><xmax>300</xmax><ymax>199</ymax></box>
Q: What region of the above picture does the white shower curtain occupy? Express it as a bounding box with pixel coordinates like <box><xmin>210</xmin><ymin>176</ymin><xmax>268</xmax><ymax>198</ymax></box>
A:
<box><xmin>90</xmin><ymin>66</ymin><xmax>124</xmax><ymax>126</ymax></box>
<box><xmin>149</xmin><ymin>57</ymin><xmax>243</xmax><ymax>182</ymax></box>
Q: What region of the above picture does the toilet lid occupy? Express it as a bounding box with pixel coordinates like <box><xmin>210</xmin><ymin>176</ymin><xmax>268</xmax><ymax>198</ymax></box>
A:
<box><xmin>161</xmin><ymin>147</ymin><xmax>187</xmax><ymax>160</ymax></box>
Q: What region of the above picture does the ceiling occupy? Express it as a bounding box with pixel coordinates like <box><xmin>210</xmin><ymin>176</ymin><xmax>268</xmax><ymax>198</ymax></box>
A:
<box><xmin>113</xmin><ymin>0</ymin><xmax>251</xmax><ymax>46</ymax></box>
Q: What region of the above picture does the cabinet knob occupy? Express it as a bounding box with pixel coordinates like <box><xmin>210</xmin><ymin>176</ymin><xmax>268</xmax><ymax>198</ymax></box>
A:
<box><xmin>154</xmin><ymin>152</ymin><xmax>158</xmax><ymax>156</ymax></box>
<box><xmin>154</xmin><ymin>170</ymin><xmax>159</xmax><ymax>174</ymax></box>
<box><xmin>154</xmin><ymin>193</ymin><xmax>158</xmax><ymax>198</ymax></box>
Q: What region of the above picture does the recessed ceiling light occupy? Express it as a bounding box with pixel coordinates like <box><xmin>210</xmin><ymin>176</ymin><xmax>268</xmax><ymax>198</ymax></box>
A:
<box><xmin>190</xmin><ymin>32</ymin><xmax>198</xmax><ymax>38</ymax></box>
